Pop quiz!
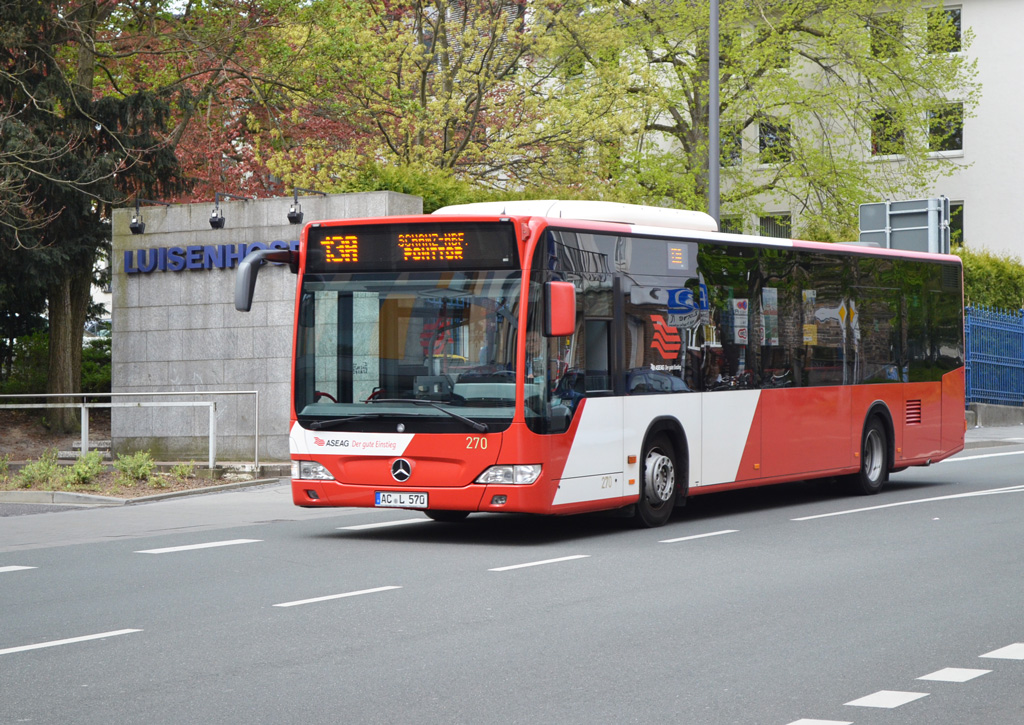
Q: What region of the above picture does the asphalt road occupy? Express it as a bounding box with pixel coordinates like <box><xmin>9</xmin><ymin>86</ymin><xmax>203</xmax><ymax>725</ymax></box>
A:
<box><xmin>3</xmin><ymin>447</ymin><xmax>1024</xmax><ymax>725</ymax></box>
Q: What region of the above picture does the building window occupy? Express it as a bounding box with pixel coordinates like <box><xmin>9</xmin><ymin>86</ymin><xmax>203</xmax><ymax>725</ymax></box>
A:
<box><xmin>871</xmin><ymin>109</ymin><xmax>905</xmax><ymax>156</ymax></box>
<box><xmin>721</xmin><ymin>124</ymin><xmax>742</xmax><ymax>167</ymax></box>
<box><xmin>949</xmin><ymin>202</ymin><xmax>964</xmax><ymax>246</ymax></box>
<box><xmin>870</xmin><ymin>13</ymin><xmax>903</xmax><ymax>59</ymax></box>
<box><xmin>929</xmin><ymin>102</ymin><xmax>963</xmax><ymax>152</ymax></box>
<box><xmin>928</xmin><ymin>7</ymin><xmax>962</xmax><ymax>54</ymax></box>
<box><xmin>759</xmin><ymin>119</ymin><xmax>791</xmax><ymax>164</ymax></box>
<box><xmin>759</xmin><ymin>213</ymin><xmax>792</xmax><ymax>238</ymax></box>
<box><xmin>720</xmin><ymin>215</ymin><xmax>743</xmax><ymax>234</ymax></box>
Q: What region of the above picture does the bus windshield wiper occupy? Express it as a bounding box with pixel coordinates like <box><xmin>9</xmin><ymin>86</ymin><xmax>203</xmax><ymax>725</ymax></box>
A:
<box><xmin>367</xmin><ymin>398</ymin><xmax>488</xmax><ymax>433</ymax></box>
<box><xmin>307</xmin><ymin>414</ymin><xmax>386</xmax><ymax>430</ymax></box>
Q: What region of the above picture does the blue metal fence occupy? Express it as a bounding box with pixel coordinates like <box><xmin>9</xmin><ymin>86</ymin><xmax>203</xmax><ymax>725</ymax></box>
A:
<box><xmin>965</xmin><ymin>305</ymin><xmax>1024</xmax><ymax>407</ymax></box>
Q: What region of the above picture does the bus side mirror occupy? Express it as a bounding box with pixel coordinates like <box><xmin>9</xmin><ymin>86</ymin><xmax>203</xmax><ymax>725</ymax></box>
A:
<box><xmin>235</xmin><ymin>248</ymin><xmax>298</xmax><ymax>311</ymax></box>
<box><xmin>545</xmin><ymin>281</ymin><xmax>576</xmax><ymax>337</ymax></box>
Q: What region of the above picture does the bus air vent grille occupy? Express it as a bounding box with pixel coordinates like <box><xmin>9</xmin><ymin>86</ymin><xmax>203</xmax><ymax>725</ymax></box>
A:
<box><xmin>906</xmin><ymin>400</ymin><xmax>922</xmax><ymax>425</ymax></box>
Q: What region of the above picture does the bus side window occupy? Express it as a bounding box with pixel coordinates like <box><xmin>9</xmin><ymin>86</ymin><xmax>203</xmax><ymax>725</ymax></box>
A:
<box><xmin>585</xmin><ymin>319</ymin><xmax>611</xmax><ymax>392</ymax></box>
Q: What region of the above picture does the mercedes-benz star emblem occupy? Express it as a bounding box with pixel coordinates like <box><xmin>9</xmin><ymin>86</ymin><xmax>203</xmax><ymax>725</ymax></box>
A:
<box><xmin>391</xmin><ymin>458</ymin><xmax>412</xmax><ymax>482</ymax></box>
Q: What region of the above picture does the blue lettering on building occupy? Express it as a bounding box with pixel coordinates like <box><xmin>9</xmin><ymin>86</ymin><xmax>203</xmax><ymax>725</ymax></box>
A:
<box><xmin>123</xmin><ymin>240</ymin><xmax>300</xmax><ymax>274</ymax></box>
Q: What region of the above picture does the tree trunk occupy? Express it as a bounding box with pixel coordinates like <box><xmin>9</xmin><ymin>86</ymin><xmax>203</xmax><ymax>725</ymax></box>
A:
<box><xmin>40</xmin><ymin>0</ymin><xmax>104</xmax><ymax>433</ymax></box>
<box><xmin>46</xmin><ymin>263</ymin><xmax>92</xmax><ymax>432</ymax></box>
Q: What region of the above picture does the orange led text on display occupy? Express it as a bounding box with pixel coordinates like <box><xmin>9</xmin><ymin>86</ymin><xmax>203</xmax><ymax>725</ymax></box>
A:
<box><xmin>320</xmin><ymin>235</ymin><xmax>359</xmax><ymax>263</ymax></box>
<box><xmin>398</xmin><ymin>232</ymin><xmax>467</xmax><ymax>262</ymax></box>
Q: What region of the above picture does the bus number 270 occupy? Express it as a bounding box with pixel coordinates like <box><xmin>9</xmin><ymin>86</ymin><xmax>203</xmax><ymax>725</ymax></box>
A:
<box><xmin>466</xmin><ymin>436</ymin><xmax>488</xmax><ymax>450</ymax></box>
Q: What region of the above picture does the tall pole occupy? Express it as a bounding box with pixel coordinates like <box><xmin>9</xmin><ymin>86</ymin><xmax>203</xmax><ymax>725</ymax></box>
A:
<box><xmin>708</xmin><ymin>0</ymin><xmax>720</xmax><ymax>226</ymax></box>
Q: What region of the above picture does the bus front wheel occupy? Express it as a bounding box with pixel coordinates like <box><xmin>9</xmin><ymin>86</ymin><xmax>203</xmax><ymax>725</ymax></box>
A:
<box><xmin>634</xmin><ymin>434</ymin><xmax>677</xmax><ymax>528</ymax></box>
<box><xmin>846</xmin><ymin>418</ymin><xmax>888</xmax><ymax>495</ymax></box>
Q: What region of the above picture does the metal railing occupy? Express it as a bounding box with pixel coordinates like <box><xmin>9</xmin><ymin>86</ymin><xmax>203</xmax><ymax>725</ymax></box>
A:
<box><xmin>0</xmin><ymin>391</ymin><xmax>259</xmax><ymax>470</ymax></box>
<box><xmin>965</xmin><ymin>305</ymin><xmax>1024</xmax><ymax>407</ymax></box>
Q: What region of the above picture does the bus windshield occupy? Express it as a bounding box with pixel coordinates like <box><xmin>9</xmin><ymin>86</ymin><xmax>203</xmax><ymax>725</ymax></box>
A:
<box><xmin>295</xmin><ymin>270</ymin><xmax>523</xmax><ymax>433</ymax></box>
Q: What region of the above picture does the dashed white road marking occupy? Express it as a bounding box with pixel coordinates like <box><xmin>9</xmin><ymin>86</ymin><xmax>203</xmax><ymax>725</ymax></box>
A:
<box><xmin>659</xmin><ymin>529</ymin><xmax>738</xmax><ymax>544</ymax></box>
<box><xmin>981</xmin><ymin>642</ymin><xmax>1024</xmax><ymax>660</ymax></box>
<box><xmin>0</xmin><ymin>629</ymin><xmax>141</xmax><ymax>656</ymax></box>
<box><xmin>793</xmin><ymin>484</ymin><xmax>1024</xmax><ymax>521</ymax></box>
<box><xmin>0</xmin><ymin>565</ymin><xmax>36</xmax><ymax>573</ymax></box>
<box><xmin>135</xmin><ymin>539</ymin><xmax>262</xmax><ymax>554</ymax></box>
<box><xmin>918</xmin><ymin>667</ymin><xmax>990</xmax><ymax>682</ymax></box>
<box><xmin>338</xmin><ymin>519</ymin><xmax>426</xmax><ymax>531</ymax></box>
<box><xmin>489</xmin><ymin>555</ymin><xmax>590</xmax><ymax>572</ymax></box>
<box><xmin>786</xmin><ymin>720</ymin><xmax>852</xmax><ymax>725</ymax></box>
<box><xmin>845</xmin><ymin>690</ymin><xmax>929</xmax><ymax>708</ymax></box>
<box><xmin>274</xmin><ymin>586</ymin><xmax>401</xmax><ymax>608</ymax></box>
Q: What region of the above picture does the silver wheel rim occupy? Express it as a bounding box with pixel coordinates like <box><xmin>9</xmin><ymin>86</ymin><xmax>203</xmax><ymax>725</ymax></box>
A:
<box><xmin>645</xmin><ymin>447</ymin><xmax>675</xmax><ymax>505</ymax></box>
<box><xmin>864</xmin><ymin>428</ymin><xmax>883</xmax><ymax>482</ymax></box>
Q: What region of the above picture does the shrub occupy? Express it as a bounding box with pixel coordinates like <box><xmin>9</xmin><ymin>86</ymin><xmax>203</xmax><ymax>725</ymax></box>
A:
<box><xmin>0</xmin><ymin>331</ymin><xmax>49</xmax><ymax>396</ymax></box>
<box><xmin>0</xmin><ymin>453</ymin><xmax>9</xmax><ymax>485</ymax></box>
<box><xmin>0</xmin><ymin>329</ymin><xmax>110</xmax><ymax>399</ymax></box>
<box><xmin>82</xmin><ymin>337</ymin><xmax>112</xmax><ymax>398</ymax></box>
<box><xmin>956</xmin><ymin>247</ymin><xmax>1024</xmax><ymax>310</ymax></box>
<box><xmin>113</xmin><ymin>450</ymin><xmax>155</xmax><ymax>487</ymax></box>
<box><xmin>16</xmin><ymin>449</ymin><xmax>61</xmax><ymax>489</ymax></box>
<box><xmin>60</xmin><ymin>451</ymin><xmax>105</xmax><ymax>488</ymax></box>
<box><xmin>170</xmin><ymin>461</ymin><xmax>196</xmax><ymax>479</ymax></box>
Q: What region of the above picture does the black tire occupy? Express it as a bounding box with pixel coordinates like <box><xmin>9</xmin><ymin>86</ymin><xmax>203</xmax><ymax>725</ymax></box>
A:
<box><xmin>424</xmin><ymin>510</ymin><xmax>471</xmax><ymax>523</ymax></box>
<box><xmin>846</xmin><ymin>417</ymin><xmax>888</xmax><ymax>495</ymax></box>
<box><xmin>634</xmin><ymin>434</ymin><xmax>677</xmax><ymax>528</ymax></box>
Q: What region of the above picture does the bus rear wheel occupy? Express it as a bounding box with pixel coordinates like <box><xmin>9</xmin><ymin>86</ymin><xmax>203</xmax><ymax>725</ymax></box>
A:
<box><xmin>634</xmin><ymin>434</ymin><xmax>677</xmax><ymax>528</ymax></box>
<box><xmin>846</xmin><ymin>418</ymin><xmax>888</xmax><ymax>495</ymax></box>
<box><xmin>424</xmin><ymin>510</ymin><xmax>471</xmax><ymax>523</ymax></box>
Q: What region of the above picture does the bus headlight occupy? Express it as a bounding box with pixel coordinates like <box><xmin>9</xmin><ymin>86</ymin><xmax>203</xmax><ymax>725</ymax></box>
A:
<box><xmin>293</xmin><ymin>460</ymin><xmax>333</xmax><ymax>481</ymax></box>
<box><xmin>475</xmin><ymin>465</ymin><xmax>542</xmax><ymax>485</ymax></box>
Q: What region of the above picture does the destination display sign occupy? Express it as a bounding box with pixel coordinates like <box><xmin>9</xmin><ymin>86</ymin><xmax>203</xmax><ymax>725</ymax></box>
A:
<box><xmin>306</xmin><ymin>222</ymin><xmax>519</xmax><ymax>272</ymax></box>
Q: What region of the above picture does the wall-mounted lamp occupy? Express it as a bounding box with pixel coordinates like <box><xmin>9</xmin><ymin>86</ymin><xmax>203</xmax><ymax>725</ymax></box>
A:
<box><xmin>287</xmin><ymin>187</ymin><xmax>327</xmax><ymax>225</ymax></box>
<box><xmin>210</xmin><ymin>192</ymin><xmax>249</xmax><ymax>229</ymax></box>
<box><xmin>129</xmin><ymin>197</ymin><xmax>171</xmax><ymax>235</ymax></box>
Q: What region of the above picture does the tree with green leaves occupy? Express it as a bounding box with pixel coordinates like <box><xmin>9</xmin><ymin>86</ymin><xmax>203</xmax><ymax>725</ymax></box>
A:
<box><xmin>258</xmin><ymin>0</ymin><xmax>636</xmax><ymax>208</ymax></box>
<box><xmin>1</xmin><ymin>0</ymin><xmax>311</xmax><ymax>429</ymax></box>
<box><xmin>560</xmin><ymin>0</ymin><xmax>979</xmax><ymax>239</ymax></box>
<box><xmin>0</xmin><ymin>0</ymin><xmax>189</xmax><ymax>430</ymax></box>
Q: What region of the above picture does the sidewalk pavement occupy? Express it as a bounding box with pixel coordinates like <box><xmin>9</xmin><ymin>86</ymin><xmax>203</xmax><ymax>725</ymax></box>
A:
<box><xmin>0</xmin><ymin>476</ymin><xmax>286</xmax><ymax>507</ymax></box>
<box><xmin>964</xmin><ymin>423</ymin><xmax>1024</xmax><ymax>450</ymax></box>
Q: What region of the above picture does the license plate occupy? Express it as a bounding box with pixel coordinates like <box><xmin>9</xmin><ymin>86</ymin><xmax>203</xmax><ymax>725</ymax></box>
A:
<box><xmin>375</xmin><ymin>491</ymin><xmax>428</xmax><ymax>508</ymax></box>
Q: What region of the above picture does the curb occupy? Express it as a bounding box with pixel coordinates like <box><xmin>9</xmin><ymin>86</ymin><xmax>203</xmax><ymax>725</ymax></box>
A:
<box><xmin>964</xmin><ymin>438</ymin><xmax>1024</xmax><ymax>451</ymax></box>
<box><xmin>0</xmin><ymin>477</ymin><xmax>284</xmax><ymax>507</ymax></box>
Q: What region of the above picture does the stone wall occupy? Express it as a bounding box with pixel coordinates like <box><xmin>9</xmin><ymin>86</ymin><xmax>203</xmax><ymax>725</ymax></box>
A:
<box><xmin>110</xmin><ymin>191</ymin><xmax>422</xmax><ymax>463</ymax></box>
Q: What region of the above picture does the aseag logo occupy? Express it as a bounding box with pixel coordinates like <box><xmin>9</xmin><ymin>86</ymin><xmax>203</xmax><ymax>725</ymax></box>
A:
<box><xmin>650</xmin><ymin>315</ymin><xmax>682</xmax><ymax>360</ymax></box>
<box><xmin>313</xmin><ymin>436</ymin><xmax>349</xmax><ymax>448</ymax></box>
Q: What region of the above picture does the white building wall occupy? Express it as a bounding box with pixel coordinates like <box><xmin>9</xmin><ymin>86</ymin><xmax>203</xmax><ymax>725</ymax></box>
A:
<box><xmin>925</xmin><ymin>0</ymin><xmax>1023</xmax><ymax>256</ymax></box>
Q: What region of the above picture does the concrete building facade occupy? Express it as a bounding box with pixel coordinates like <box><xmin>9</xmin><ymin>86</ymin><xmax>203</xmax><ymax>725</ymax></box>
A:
<box><xmin>924</xmin><ymin>0</ymin><xmax>1022</xmax><ymax>256</ymax></box>
<box><xmin>110</xmin><ymin>191</ymin><xmax>422</xmax><ymax>463</ymax></box>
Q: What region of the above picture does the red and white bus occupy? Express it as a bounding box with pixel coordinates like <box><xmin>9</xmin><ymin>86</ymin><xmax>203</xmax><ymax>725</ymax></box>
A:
<box><xmin>235</xmin><ymin>200</ymin><xmax>965</xmax><ymax>527</ymax></box>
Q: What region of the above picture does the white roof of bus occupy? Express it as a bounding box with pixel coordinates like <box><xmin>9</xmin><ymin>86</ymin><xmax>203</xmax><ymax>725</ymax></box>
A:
<box><xmin>432</xmin><ymin>200</ymin><xmax>719</xmax><ymax>233</ymax></box>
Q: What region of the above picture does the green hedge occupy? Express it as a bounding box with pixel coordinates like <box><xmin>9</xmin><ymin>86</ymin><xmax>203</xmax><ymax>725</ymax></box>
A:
<box><xmin>0</xmin><ymin>331</ymin><xmax>111</xmax><ymax>397</ymax></box>
<box><xmin>956</xmin><ymin>247</ymin><xmax>1024</xmax><ymax>311</ymax></box>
